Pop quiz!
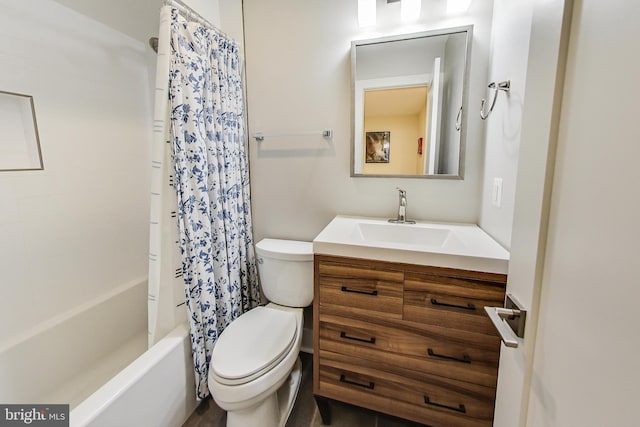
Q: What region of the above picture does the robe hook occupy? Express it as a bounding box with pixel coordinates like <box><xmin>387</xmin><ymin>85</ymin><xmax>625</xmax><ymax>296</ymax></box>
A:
<box><xmin>480</xmin><ymin>80</ymin><xmax>510</xmax><ymax>120</ymax></box>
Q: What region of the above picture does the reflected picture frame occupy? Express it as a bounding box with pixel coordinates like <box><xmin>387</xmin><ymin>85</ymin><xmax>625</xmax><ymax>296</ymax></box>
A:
<box><xmin>365</xmin><ymin>131</ymin><xmax>390</xmax><ymax>163</ymax></box>
<box><xmin>0</xmin><ymin>90</ymin><xmax>44</xmax><ymax>171</ymax></box>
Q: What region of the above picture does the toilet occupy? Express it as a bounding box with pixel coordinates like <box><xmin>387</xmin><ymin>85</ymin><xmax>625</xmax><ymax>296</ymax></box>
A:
<box><xmin>208</xmin><ymin>238</ymin><xmax>314</xmax><ymax>427</ymax></box>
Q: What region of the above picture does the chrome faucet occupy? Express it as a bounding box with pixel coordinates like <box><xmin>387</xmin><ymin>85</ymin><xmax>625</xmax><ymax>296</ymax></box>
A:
<box><xmin>388</xmin><ymin>188</ymin><xmax>416</xmax><ymax>224</ymax></box>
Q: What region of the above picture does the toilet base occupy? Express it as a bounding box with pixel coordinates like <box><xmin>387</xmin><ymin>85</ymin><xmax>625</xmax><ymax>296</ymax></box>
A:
<box><xmin>226</xmin><ymin>357</ymin><xmax>302</xmax><ymax>427</ymax></box>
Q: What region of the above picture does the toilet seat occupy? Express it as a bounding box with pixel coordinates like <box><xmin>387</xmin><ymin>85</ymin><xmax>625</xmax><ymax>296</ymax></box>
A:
<box><xmin>211</xmin><ymin>306</ymin><xmax>298</xmax><ymax>386</ymax></box>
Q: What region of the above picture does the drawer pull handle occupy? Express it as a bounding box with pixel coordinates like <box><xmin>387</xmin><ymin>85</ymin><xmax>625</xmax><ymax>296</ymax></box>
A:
<box><xmin>341</xmin><ymin>286</ymin><xmax>378</xmax><ymax>296</ymax></box>
<box><xmin>427</xmin><ymin>348</ymin><xmax>471</xmax><ymax>364</ymax></box>
<box><xmin>340</xmin><ymin>374</ymin><xmax>375</xmax><ymax>390</ymax></box>
<box><xmin>430</xmin><ymin>298</ymin><xmax>476</xmax><ymax>311</ymax></box>
<box><xmin>423</xmin><ymin>396</ymin><xmax>466</xmax><ymax>413</ymax></box>
<box><xmin>340</xmin><ymin>331</ymin><xmax>376</xmax><ymax>344</ymax></box>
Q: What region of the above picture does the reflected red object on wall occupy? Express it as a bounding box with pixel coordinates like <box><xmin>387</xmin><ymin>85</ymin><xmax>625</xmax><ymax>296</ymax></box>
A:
<box><xmin>418</xmin><ymin>137</ymin><xmax>423</xmax><ymax>155</ymax></box>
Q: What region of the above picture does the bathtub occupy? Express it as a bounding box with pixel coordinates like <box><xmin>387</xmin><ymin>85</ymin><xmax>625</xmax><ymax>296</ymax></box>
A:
<box><xmin>0</xmin><ymin>277</ymin><xmax>200</xmax><ymax>426</ymax></box>
<box><xmin>0</xmin><ymin>279</ymin><xmax>148</xmax><ymax>407</ymax></box>
<box><xmin>70</xmin><ymin>324</ymin><xmax>198</xmax><ymax>427</ymax></box>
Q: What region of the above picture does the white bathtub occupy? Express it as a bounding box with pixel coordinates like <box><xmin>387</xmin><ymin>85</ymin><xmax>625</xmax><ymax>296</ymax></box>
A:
<box><xmin>70</xmin><ymin>324</ymin><xmax>198</xmax><ymax>427</ymax></box>
<box><xmin>0</xmin><ymin>278</ymin><xmax>200</xmax><ymax>427</ymax></box>
<box><xmin>0</xmin><ymin>279</ymin><xmax>148</xmax><ymax>407</ymax></box>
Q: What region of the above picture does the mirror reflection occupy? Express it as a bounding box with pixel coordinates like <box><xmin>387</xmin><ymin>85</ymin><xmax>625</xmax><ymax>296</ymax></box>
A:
<box><xmin>352</xmin><ymin>26</ymin><xmax>471</xmax><ymax>178</ymax></box>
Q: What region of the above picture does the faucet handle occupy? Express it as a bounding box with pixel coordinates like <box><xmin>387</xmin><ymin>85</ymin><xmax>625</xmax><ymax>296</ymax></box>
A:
<box><xmin>396</xmin><ymin>187</ymin><xmax>406</xmax><ymax>196</ymax></box>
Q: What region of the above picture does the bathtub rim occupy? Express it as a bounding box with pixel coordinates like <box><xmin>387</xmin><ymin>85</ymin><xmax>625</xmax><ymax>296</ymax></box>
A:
<box><xmin>0</xmin><ymin>277</ymin><xmax>147</xmax><ymax>353</ymax></box>
<box><xmin>70</xmin><ymin>323</ymin><xmax>196</xmax><ymax>427</ymax></box>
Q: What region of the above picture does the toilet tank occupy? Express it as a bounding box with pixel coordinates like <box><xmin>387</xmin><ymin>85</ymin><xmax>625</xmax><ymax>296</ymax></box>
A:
<box><xmin>255</xmin><ymin>239</ymin><xmax>314</xmax><ymax>307</ymax></box>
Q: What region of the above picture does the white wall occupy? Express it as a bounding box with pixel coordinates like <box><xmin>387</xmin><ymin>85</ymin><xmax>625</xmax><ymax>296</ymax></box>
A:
<box><xmin>243</xmin><ymin>0</ymin><xmax>494</xmax><ymax>242</ymax></box>
<box><xmin>49</xmin><ymin>0</ymin><xmax>222</xmax><ymax>42</ymax></box>
<box><xmin>50</xmin><ymin>0</ymin><xmax>160</xmax><ymax>44</ymax></box>
<box><xmin>526</xmin><ymin>1</ymin><xmax>640</xmax><ymax>425</ymax></box>
<box><xmin>478</xmin><ymin>0</ymin><xmax>534</xmax><ymax>249</ymax></box>
<box><xmin>218</xmin><ymin>0</ymin><xmax>244</xmax><ymax>49</ymax></box>
<box><xmin>184</xmin><ymin>0</ymin><xmax>221</xmax><ymax>28</ymax></box>
<box><xmin>0</xmin><ymin>0</ymin><xmax>152</xmax><ymax>345</ymax></box>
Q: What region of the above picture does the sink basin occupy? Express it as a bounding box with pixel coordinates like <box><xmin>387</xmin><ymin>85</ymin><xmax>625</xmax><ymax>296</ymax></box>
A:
<box><xmin>355</xmin><ymin>222</ymin><xmax>454</xmax><ymax>247</ymax></box>
<box><xmin>313</xmin><ymin>215</ymin><xmax>510</xmax><ymax>274</ymax></box>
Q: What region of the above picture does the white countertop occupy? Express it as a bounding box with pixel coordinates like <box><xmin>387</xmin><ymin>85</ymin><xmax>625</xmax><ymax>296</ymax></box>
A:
<box><xmin>312</xmin><ymin>215</ymin><xmax>510</xmax><ymax>275</ymax></box>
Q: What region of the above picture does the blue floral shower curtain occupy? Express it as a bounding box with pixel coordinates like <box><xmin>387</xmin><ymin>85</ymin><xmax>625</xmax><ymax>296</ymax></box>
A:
<box><xmin>167</xmin><ymin>8</ymin><xmax>260</xmax><ymax>398</ymax></box>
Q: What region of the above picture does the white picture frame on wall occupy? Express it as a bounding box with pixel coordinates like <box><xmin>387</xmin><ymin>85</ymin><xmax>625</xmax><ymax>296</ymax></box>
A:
<box><xmin>0</xmin><ymin>90</ymin><xmax>43</xmax><ymax>171</ymax></box>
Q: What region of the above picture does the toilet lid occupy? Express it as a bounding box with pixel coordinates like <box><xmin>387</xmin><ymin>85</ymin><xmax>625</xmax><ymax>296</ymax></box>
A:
<box><xmin>211</xmin><ymin>307</ymin><xmax>297</xmax><ymax>385</ymax></box>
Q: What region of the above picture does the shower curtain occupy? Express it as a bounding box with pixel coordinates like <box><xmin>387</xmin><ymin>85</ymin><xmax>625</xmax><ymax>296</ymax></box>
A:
<box><xmin>149</xmin><ymin>5</ymin><xmax>260</xmax><ymax>399</ymax></box>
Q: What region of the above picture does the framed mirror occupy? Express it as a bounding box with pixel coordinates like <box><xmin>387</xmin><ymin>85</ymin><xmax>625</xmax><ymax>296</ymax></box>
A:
<box><xmin>351</xmin><ymin>26</ymin><xmax>471</xmax><ymax>179</ymax></box>
<box><xmin>0</xmin><ymin>90</ymin><xmax>43</xmax><ymax>171</ymax></box>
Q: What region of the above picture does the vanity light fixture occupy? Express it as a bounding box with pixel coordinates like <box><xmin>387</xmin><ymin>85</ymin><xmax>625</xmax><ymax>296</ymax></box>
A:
<box><xmin>358</xmin><ymin>0</ymin><xmax>376</xmax><ymax>27</ymax></box>
<box><xmin>359</xmin><ymin>0</ymin><xmax>422</xmax><ymax>27</ymax></box>
<box><xmin>446</xmin><ymin>0</ymin><xmax>473</xmax><ymax>14</ymax></box>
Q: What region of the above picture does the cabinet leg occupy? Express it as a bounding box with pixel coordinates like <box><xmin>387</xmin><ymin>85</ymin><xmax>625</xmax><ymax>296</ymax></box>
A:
<box><xmin>314</xmin><ymin>395</ymin><xmax>332</xmax><ymax>425</ymax></box>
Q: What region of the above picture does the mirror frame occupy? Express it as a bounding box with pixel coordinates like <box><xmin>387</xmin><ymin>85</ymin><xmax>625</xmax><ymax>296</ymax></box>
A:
<box><xmin>350</xmin><ymin>25</ymin><xmax>472</xmax><ymax>179</ymax></box>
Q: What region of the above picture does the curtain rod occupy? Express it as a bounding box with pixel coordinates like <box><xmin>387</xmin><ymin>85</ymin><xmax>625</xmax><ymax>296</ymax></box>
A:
<box><xmin>163</xmin><ymin>0</ymin><xmax>234</xmax><ymax>41</ymax></box>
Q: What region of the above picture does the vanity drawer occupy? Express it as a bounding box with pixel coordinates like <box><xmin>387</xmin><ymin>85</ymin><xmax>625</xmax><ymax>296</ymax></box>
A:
<box><xmin>317</xmin><ymin>260</ymin><xmax>403</xmax><ymax>319</ymax></box>
<box><xmin>404</xmin><ymin>271</ymin><xmax>506</xmax><ymax>335</ymax></box>
<box><xmin>317</xmin><ymin>350</ymin><xmax>495</xmax><ymax>427</ymax></box>
<box><xmin>318</xmin><ymin>311</ymin><xmax>500</xmax><ymax>387</ymax></box>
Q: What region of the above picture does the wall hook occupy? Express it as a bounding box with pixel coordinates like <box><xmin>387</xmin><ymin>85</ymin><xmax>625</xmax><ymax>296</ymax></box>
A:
<box><xmin>480</xmin><ymin>80</ymin><xmax>510</xmax><ymax>120</ymax></box>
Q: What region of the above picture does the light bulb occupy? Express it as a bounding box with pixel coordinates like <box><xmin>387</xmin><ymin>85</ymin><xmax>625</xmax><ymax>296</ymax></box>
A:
<box><xmin>358</xmin><ymin>0</ymin><xmax>376</xmax><ymax>27</ymax></box>
<box><xmin>447</xmin><ymin>0</ymin><xmax>472</xmax><ymax>14</ymax></box>
<box><xmin>401</xmin><ymin>0</ymin><xmax>421</xmax><ymax>22</ymax></box>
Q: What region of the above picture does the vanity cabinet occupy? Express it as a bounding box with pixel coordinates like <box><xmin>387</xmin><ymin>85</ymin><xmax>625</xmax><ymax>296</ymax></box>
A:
<box><xmin>313</xmin><ymin>255</ymin><xmax>507</xmax><ymax>427</ymax></box>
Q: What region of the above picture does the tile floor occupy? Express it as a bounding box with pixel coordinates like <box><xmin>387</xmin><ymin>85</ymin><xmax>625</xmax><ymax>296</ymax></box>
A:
<box><xmin>183</xmin><ymin>353</ymin><xmax>428</xmax><ymax>427</ymax></box>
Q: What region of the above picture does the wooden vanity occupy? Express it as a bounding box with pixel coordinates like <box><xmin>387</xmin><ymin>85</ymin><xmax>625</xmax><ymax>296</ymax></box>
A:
<box><xmin>313</xmin><ymin>255</ymin><xmax>507</xmax><ymax>427</ymax></box>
